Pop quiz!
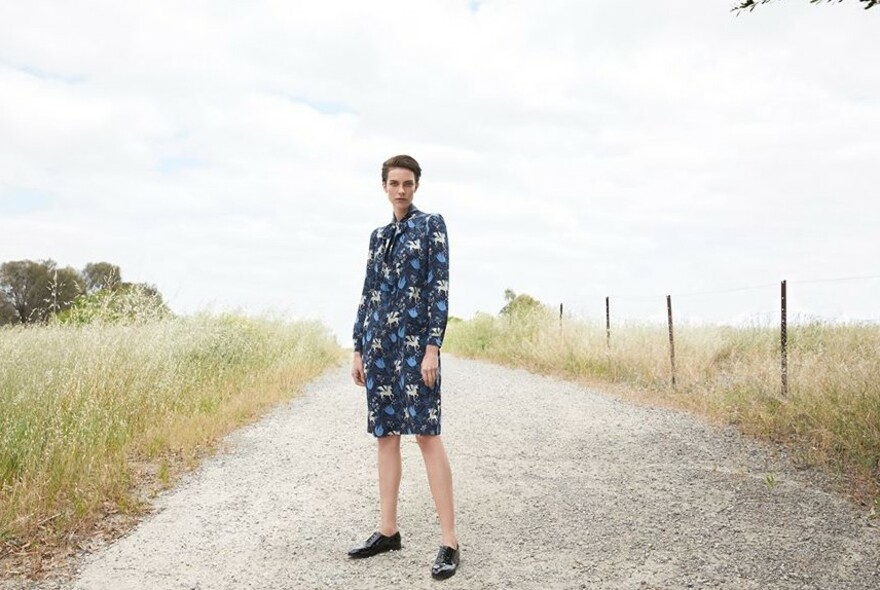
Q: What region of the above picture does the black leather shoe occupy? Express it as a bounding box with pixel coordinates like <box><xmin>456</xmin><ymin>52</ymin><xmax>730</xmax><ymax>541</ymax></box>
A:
<box><xmin>431</xmin><ymin>544</ymin><xmax>460</xmax><ymax>579</ymax></box>
<box><xmin>347</xmin><ymin>531</ymin><xmax>402</xmax><ymax>558</ymax></box>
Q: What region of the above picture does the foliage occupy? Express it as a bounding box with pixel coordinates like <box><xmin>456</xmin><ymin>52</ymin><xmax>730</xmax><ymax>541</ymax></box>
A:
<box><xmin>82</xmin><ymin>262</ymin><xmax>122</xmax><ymax>294</ymax></box>
<box><xmin>0</xmin><ymin>259</ymin><xmax>84</xmax><ymax>324</ymax></box>
<box><xmin>499</xmin><ymin>288</ymin><xmax>546</xmax><ymax>318</ymax></box>
<box><xmin>733</xmin><ymin>0</ymin><xmax>878</xmax><ymax>12</ymax></box>
<box><xmin>0</xmin><ymin>296</ymin><xmax>16</xmax><ymax>325</ymax></box>
<box><xmin>54</xmin><ymin>282</ymin><xmax>172</xmax><ymax>325</ymax></box>
<box><xmin>0</xmin><ymin>259</ymin><xmax>166</xmax><ymax>326</ymax></box>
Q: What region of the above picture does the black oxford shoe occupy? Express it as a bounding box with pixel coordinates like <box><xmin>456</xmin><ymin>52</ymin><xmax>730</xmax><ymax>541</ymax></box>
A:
<box><xmin>347</xmin><ymin>531</ymin><xmax>402</xmax><ymax>558</ymax></box>
<box><xmin>431</xmin><ymin>544</ymin><xmax>460</xmax><ymax>579</ymax></box>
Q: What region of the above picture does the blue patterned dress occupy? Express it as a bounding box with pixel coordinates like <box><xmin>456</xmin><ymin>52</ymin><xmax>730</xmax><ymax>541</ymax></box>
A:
<box><xmin>353</xmin><ymin>206</ymin><xmax>449</xmax><ymax>437</ymax></box>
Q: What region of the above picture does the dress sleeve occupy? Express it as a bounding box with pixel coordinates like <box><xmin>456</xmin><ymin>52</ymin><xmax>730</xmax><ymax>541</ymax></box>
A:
<box><xmin>426</xmin><ymin>214</ymin><xmax>449</xmax><ymax>348</ymax></box>
<box><xmin>353</xmin><ymin>230</ymin><xmax>377</xmax><ymax>353</ymax></box>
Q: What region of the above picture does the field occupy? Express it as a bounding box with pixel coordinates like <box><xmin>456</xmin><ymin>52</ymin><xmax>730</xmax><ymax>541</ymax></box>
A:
<box><xmin>444</xmin><ymin>309</ymin><xmax>880</xmax><ymax>508</ymax></box>
<box><xmin>0</xmin><ymin>314</ymin><xmax>340</xmax><ymax>563</ymax></box>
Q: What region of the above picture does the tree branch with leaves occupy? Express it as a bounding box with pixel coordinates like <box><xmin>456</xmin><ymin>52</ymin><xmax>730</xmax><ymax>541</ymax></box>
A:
<box><xmin>733</xmin><ymin>0</ymin><xmax>878</xmax><ymax>12</ymax></box>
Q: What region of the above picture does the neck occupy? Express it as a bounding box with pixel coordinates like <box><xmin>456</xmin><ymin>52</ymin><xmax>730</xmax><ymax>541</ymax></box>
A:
<box><xmin>394</xmin><ymin>204</ymin><xmax>411</xmax><ymax>221</ymax></box>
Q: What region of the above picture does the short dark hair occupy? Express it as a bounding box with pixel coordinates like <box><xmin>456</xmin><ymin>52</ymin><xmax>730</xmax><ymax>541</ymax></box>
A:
<box><xmin>382</xmin><ymin>155</ymin><xmax>421</xmax><ymax>184</ymax></box>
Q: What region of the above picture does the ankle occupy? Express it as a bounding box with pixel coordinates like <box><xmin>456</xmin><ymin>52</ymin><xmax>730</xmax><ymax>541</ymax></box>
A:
<box><xmin>379</xmin><ymin>526</ymin><xmax>399</xmax><ymax>537</ymax></box>
<box><xmin>441</xmin><ymin>536</ymin><xmax>458</xmax><ymax>550</ymax></box>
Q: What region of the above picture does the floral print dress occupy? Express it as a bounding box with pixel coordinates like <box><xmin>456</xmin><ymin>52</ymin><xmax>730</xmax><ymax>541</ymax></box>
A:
<box><xmin>353</xmin><ymin>206</ymin><xmax>449</xmax><ymax>437</ymax></box>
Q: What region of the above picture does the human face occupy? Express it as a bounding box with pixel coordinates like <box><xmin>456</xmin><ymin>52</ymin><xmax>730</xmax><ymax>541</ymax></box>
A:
<box><xmin>383</xmin><ymin>167</ymin><xmax>418</xmax><ymax>220</ymax></box>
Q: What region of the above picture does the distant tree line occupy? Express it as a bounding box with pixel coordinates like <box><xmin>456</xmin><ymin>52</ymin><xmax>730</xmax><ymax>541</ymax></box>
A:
<box><xmin>733</xmin><ymin>0</ymin><xmax>877</xmax><ymax>12</ymax></box>
<box><xmin>0</xmin><ymin>260</ymin><xmax>165</xmax><ymax>325</ymax></box>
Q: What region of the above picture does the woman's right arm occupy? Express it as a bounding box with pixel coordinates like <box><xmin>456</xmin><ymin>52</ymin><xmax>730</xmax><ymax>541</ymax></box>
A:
<box><xmin>352</xmin><ymin>230</ymin><xmax>376</xmax><ymax>387</ymax></box>
<box><xmin>352</xmin><ymin>229</ymin><xmax>377</xmax><ymax>355</ymax></box>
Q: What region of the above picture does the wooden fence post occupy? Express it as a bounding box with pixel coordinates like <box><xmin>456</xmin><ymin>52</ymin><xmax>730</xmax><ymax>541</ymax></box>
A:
<box><xmin>781</xmin><ymin>279</ymin><xmax>788</xmax><ymax>397</ymax></box>
<box><xmin>605</xmin><ymin>296</ymin><xmax>611</xmax><ymax>349</ymax></box>
<box><xmin>667</xmin><ymin>294</ymin><xmax>676</xmax><ymax>389</ymax></box>
<box><xmin>559</xmin><ymin>303</ymin><xmax>563</xmax><ymax>326</ymax></box>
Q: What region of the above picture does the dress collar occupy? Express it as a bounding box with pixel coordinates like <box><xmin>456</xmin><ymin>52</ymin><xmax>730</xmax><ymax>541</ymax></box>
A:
<box><xmin>379</xmin><ymin>206</ymin><xmax>419</xmax><ymax>259</ymax></box>
<box><xmin>379</xmin><ymin>205</ymin><xmax>420</xmax><ymax>242</ymax></box>
<box><xmin>390</xmin><ymin>205</ymin><xmax>420</xmax><ymax>225</ymax></box>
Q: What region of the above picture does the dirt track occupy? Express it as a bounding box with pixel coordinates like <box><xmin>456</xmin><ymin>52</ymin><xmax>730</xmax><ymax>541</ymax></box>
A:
<box><xmin>29</xmin><ymin>356</ymin><xmax>880</xmax><ymax>589</ymax></box>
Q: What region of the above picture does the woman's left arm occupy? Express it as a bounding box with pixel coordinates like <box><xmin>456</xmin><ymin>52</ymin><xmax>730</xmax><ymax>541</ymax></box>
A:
<box><xmin>425</xmin><ymin>214</ymin><xmax>449</xmax><ymax>348</ymax></box>
<box><xmin>421</xmin><ymin>214</ymin><xmax>449</xmax><ymax>387</ymax></box>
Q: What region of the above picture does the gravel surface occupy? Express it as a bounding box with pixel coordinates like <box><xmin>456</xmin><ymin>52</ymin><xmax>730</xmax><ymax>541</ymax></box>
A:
<box><xmin>20</xmin><ymin>357</ymin><xmax>880</xmax><ymax>589</ymax></box>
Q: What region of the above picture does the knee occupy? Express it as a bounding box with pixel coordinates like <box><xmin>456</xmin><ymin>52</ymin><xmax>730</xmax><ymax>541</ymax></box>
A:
<box><xmin>415</xmin><ymin>434</ymin><xmax>440</xmax><ymax>450</ymax></box>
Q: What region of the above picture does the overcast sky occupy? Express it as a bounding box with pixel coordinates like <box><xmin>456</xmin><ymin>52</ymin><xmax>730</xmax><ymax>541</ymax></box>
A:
<box><xmin>1</xmin><ymin>0</ymin><xmax>878</xmax><ymax>343</ymax></box>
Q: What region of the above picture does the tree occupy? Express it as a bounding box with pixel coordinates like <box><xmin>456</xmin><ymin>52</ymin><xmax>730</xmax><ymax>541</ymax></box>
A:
<box><xmin>46</xmin><ymin>266</ymin><xmax>85</xmax><ymax>317</ymax></box>
<box><xmin>0</xmin><ymin>260</ymin><xmax>84</xmax><ymax>324</ymax></box>
<box><xmin>1</xmin><ymin>260</ymin><xmax>53</xmax><ymax>323</ymax></box>
<box><xmin>0</xmin><ymin>293</ymin><xmax>17</xmax><ymax>325</ymax></box>
<box><xmin>499</xmin><ymin>289</ymin><xmax>544</xmax><ymax>317</ymax></box>
<box><xmin>733</xmin><ymin>0</ymin><xmax>877</xmax><ymax>12</ymax></box>
<box><xmin>82</xmin><ymin>262</ymin><xmax>122</xmax><ymax>294</ymax></box>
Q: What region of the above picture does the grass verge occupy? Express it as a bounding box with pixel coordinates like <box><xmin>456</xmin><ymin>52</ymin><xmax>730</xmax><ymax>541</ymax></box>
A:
<box><xmin>445</xmin><ymin>310</ymin><xmax>880</xmax><ymax>511</ymax></box>
<box><xmin>0</xmin><ymin>314</ymin><xmax>341</xmax><ymax>573</ymax></box>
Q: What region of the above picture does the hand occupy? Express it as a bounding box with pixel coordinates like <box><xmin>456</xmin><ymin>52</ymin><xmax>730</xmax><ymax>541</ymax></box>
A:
<box><xmin>421</xmin><ymin>345</ymin><xmax>439</xmax><ymax>388</ymax></box>
<box><xmin>352</xmin><ymin>352</ymin><xmax>365</xmax><ymax>387</ymax></box>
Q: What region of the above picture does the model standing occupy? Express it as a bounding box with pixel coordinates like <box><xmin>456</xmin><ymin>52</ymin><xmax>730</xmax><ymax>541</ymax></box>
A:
<box><xmin>349</xmin><ymin>155</ymin><xmax>460</xmax><ymax>579</ymax></box>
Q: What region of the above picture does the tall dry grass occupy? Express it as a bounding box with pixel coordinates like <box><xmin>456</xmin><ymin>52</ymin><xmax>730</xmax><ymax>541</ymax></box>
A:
<box><xmin>0</xmin><ymin>314</ymin><xmax>340</xmax><ymax>548</ymax></box>
<box><xmin>445</xmin><ymin>309</ymin><xmax>880</xmax><ymax>506</ymax></box>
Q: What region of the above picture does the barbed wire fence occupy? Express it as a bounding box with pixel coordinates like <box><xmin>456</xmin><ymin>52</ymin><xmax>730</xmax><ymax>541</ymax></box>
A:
<box><xmin>558</xmin><ymin>274</ymin><xmax>880</xmax><ymax>396</ymax></box>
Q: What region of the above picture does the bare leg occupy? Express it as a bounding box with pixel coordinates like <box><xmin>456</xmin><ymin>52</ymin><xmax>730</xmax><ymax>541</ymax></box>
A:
<box><xmin>416</xmin><ymin>434</ymin><xmax>458</xmax><ymax>548</ymax></box>
<box><xmin>377</xmin><ymin>435</ymin><xmax>402</xmax><ymax>536</ymax></box>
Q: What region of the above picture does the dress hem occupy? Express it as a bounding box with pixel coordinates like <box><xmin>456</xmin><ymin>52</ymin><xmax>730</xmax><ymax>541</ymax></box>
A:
<box><xmin>370</xmin><ymin>428</ymin><xmax>442</xmax><ymax>438</ymax></box>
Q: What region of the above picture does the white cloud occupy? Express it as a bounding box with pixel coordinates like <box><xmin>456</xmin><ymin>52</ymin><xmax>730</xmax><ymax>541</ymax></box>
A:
<box><xmin>1</xmin><ymin>0</ymin><xmax>879</xmax><ymax>343</ymax></box>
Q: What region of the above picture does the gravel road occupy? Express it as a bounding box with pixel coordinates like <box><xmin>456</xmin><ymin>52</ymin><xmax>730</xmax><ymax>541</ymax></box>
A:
<box><xmin>46</xmin><ymin>357</ymin><xmax>880</xmax><ymax>589</ymax></box>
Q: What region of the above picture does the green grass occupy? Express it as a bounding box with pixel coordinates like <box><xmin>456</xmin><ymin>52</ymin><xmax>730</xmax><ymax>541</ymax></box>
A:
<box><xmin>445</xmin><ymin>309</ymin><xmax>880</xmax><ymax>506</ymax></box>
<box><xmin>0</xmin><ymin>314</ymin><xmax>341</xmax><ymax>547</ymax></box>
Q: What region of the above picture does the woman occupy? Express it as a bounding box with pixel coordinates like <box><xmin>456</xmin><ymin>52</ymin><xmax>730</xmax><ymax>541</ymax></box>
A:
<box><xmin>349</xmin><ymin>155</ymin><xmax>460</xmax><ymax>579</ymax></box>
